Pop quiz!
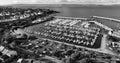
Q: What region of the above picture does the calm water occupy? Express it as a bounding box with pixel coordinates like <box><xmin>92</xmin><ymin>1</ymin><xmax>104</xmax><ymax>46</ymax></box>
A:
<box><xmin>46</xmin><ymin>6</ymin><xmax>120</xmax><ymax>19</ymax></box>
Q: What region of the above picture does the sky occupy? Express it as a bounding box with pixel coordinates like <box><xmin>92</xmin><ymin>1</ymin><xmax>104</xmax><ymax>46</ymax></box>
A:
<box><xmin>0</xmin><ymin>0</ymin><xmax>61</xmax><ymax>5</ymax></box>
<box><xmin>1</xmin><ymin>0</ymin><xmax>120</xmax><ymax>5</ymax></box>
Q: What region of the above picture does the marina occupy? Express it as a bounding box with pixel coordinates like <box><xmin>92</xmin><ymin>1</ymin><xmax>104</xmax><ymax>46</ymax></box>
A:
<box><xmin>24</xmin><ymin>16</ymin><xmax>120</xmax><ymax>56</ymax></box>
<box><xmin>1</xmin><ymin>3</ymin><xmax>120</xmax><ymax>63</ymax></box>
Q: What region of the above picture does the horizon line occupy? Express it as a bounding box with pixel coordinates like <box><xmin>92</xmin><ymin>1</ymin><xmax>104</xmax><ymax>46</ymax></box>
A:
<box><xmin>1</xmin><ymin>3</ymin><xmax>120</xmax><ymax>6</ymax></box>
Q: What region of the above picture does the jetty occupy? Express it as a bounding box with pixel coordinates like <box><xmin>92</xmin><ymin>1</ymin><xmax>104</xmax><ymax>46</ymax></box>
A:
<box><xmin>93</xmin><ymin>16</ymin><xmax>120</xmax><ymax>22</ymax></box>
<box><xmin>55</xmin><ymin>16</ymin><xmax>87</xmax><ymax>20</ymax></box>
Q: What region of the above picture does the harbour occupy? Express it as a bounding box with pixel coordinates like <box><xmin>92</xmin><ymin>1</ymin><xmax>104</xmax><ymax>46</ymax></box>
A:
<box><xmin>1</xmin><ymin>4</ymin><xmax>120</xmax><ymax>63</ymax></box>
